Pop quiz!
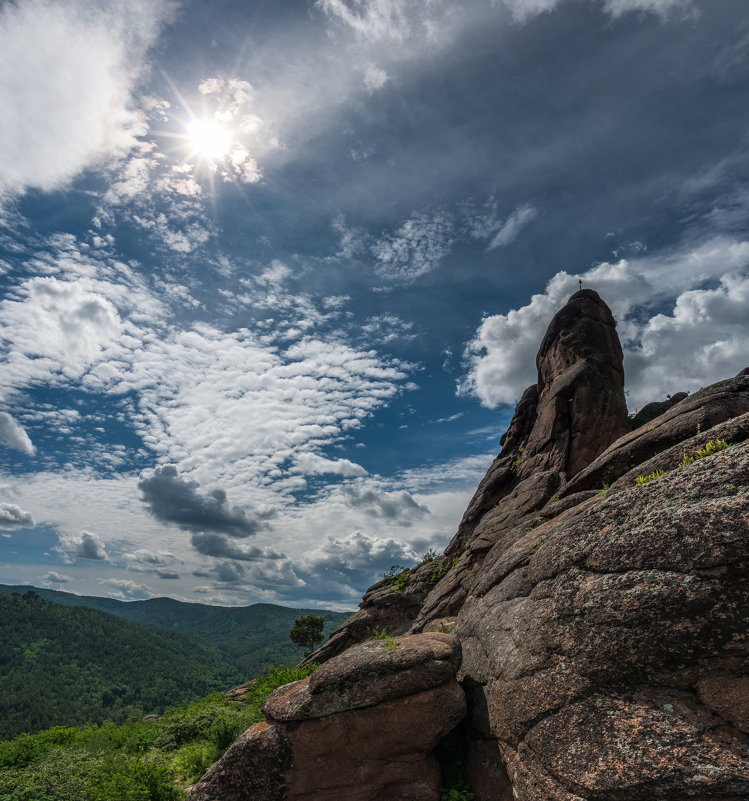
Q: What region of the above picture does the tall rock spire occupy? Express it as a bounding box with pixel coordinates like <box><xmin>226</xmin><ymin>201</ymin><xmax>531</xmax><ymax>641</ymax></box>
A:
<box><xmin>516</xmin><ymin>288</ymin><xmax>629</xmax><ymax>478</ymax></box>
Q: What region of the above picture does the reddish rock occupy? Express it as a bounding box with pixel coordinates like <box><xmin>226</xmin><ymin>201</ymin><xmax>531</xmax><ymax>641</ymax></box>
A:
<box><xmin>560</xmin><ymin>369</ymin><xmax>749</xmax><ymax>496</ymax></box>
<box><xmin>696</xmin><ymin>675</ymin><xmax>749</xmax><ymax>734</ymax></box>
<box><xmin>280</xmin><ymin>681</ymin><xmax>466</xmax><ymax>801</ymax></box>
<box><xmin>187</xmin><ymin>721</ymin><xmax>292</xmax><ymax>801</ymax></box>
<box><xmin>521</xmin><ymin>289</ymin><xmax>629</xmax><ymax>479</ymax></box>
<box><xmin>265</xmin><ymin>633</ymin><xmax>461</xmax><ymax>722</ymax></box>
<box><xmin>188</xmin><ymin>633</ymin><xmax>467</xmax><ymax>801</ymax></box>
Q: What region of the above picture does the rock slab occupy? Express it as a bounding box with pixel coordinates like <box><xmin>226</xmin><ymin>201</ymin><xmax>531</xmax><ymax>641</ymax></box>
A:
<box><xmin>187</xmin><ymin>633</ymin><xmax>466</xmax><ymax>801</ymax></box>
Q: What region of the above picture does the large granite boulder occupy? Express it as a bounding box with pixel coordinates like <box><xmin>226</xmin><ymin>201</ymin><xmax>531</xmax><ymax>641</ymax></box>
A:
<box><xmin>187</xmin><ymin>633</ymin><xmax>466</xmax><ymax>801</ymax></box>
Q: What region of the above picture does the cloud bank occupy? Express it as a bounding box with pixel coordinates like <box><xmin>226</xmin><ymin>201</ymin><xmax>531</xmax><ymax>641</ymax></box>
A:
<box><xmin>0</xmin><ymin>0</ymin><xmax>173</xmax><ymax>194</ymax></box>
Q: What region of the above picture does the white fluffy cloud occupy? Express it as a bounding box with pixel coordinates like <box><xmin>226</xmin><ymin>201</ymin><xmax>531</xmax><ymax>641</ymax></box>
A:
<box><xmin>0</xmin><ymin>502</ymin><xmax>35</xmax><ymax>530</ymax></box>
<box><xmin>462</xmin><ymin>236</ymin><xmax>749</xmax><ymax>409</ymax></box>
<box><xmin>292</xmin><ymin>453</ymin><xmax>368</xmax><ymax>477</ymax></box>
<box><xmin>0</xmin><ymin>0</ymin><xmax>172</xmax><ymax>194</ymax></box>
<box><xmin>56</xmin><ymin>530</ymin><xmax>109</xmax><ymax>562</ymax></box>
<box><xmin>0</xmin><ymin>412</ymin><xmax>35</xmax><ymax>455</ymax></box>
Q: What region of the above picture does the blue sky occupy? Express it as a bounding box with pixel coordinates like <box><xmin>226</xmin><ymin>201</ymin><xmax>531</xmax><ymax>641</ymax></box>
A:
<box><xmin>1</xmin><ymin>0</ymin><xmax>748</xmax><ymax>608</ymax></box>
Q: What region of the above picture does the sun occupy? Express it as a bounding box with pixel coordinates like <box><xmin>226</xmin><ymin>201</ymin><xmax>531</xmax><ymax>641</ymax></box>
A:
<box><xmin>185</xmin><ymin>118</ymin><xmax>232</xmax><ymax>160</ymax></box>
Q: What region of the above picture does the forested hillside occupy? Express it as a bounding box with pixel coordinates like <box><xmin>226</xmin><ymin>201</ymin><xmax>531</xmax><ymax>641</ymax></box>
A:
<box><xmin>0</xmin><ymin>593</ymin><xmax>242</xmax><ymax>739</ymax></box>
<box><xmin>0</xmin><ymin>585</ymin><xmax>350</xmax><ymax>677</ymax></box>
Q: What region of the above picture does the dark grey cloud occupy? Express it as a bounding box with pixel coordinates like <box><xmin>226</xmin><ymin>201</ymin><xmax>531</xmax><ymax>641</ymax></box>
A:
<box><xmin>0</xmin><ymin>502</ymin><xmax>35</xmax><ymax>530</ymax></box>
<box><xmin>214</xmin><ymin>561</ymin><xmax>245</xmax><ymax>583</ymax></box>
<box><xmin>341</xmin><ymin>485</ymin><xmax>428</xmax><ymax>524</ymax></box>
<box><xmin>138</xmin><ymin>465</ymin><xmax>261</xmax><ymax>537</ymax></box>
<box><xmin>190</xmin><ymin>532</ymin><xmax>284</xmax><ymax>561</ymax></box>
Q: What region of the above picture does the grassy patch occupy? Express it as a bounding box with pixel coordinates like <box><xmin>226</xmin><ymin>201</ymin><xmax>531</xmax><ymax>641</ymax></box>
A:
<box><xmin>634</xmin><ymin>469</ymin><xmax>666</xmax><ymax>485</ymax></box>
<box><xmin>0</xmin><ymin>664</ymin><xmax>315</xmax><ymax>801</ymax></box>
<box><xmin>680</xmin><ymin>438</ymin><xmax>730</xmax><ymax>467</ymax></box>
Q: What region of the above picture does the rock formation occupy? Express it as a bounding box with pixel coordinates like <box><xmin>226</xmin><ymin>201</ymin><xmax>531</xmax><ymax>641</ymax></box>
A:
<box><xmin>187</xmin><ymin>633</ymin><xmax>465</xmax><ymax>801</ymax></box>
<box><xmin>190</xmin><ymin>290</ymin><xmax>749</xmax><ymax>801</ymax></box>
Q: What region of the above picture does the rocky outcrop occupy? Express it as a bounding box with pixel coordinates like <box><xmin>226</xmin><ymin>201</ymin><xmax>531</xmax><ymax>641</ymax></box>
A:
<box><xmin>629</xmin><ymin>391</ymin><xmax>688</xmax><ymax>429</ymax></box>
<box><xmin>187</xmin><ymin>633</ymin><xmax>466</xmax><ymax>801</ymax></box>
<box><xmin>455</xmin><ymin>440</ymin><xmax>749</xmax><ymax>799</ymax></box>
<box><xmin>559</xmin><ymin>370</ymin><xmax>749</xmax><ymax>497</ymax></box>
<box><xmin>519</xmin><ymin>288</ymin><xmax>629</xmax><ymax>479</ymax></box>
<box><xmin>306</xmin><ymin>290</ymin><xmax>630</xmax><ymax>664</ymax></box>
<box><xmin>194</xmin><ymin>290</ymin><xmax>749</xmax><ymax>801</ymax></box>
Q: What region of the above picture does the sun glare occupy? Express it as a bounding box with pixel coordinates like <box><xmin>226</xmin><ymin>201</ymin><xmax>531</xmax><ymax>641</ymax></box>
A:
<box><xmin>186</xmin><ymin>119</ymin><xmax>232</xmax><ymax>160</ymax></box>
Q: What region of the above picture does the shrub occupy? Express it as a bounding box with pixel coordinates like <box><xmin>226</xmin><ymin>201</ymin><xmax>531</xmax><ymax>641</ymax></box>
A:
<box><xmin>382</xmin><ymin>565</ymin><xmax>412</xmax><ymax>594</ymax></box>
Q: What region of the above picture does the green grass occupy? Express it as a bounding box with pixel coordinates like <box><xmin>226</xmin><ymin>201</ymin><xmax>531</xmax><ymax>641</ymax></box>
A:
<box><xmin>0</xmin><ymin>664</ymin><xmax>315</xmax><ymax>801</ymax></box>
<box><xmin>680</xmin><ymin>438</ymin><xmax>730</xmax><ymax>466</ymax></box>
<box><xmin>634</xmin><ymin>469</ymin><xmax>666</xmax><ymax>485</ymax></box>
<box><xmin>634</xmin><ymin>439</ymin><xmax>732</xmax><ymax>487</ymax></box>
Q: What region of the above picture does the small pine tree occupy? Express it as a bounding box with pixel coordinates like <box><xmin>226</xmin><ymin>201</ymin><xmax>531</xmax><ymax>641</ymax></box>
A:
<box><xmin>289</xmin><ymin>615</ymin><xmax>325</xmax><ymax>655</ymax></box>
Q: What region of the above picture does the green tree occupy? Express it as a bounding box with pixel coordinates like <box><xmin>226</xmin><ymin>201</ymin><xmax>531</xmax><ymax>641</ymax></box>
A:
<box><xmin>289</xmin><ymin>615</ymin><xmax>325</xmax><ymax>655</ymax></box>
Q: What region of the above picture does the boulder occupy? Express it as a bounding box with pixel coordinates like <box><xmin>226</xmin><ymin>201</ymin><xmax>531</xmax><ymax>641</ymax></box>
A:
<box><xmin>265</xmin><ymin>633</ymin><xmax>460</xmax><ymax>721</ymax></box>
<box><xmin>187</xmin><ymin>722</ymin><xmax>292</xmax><ymax>801</ymax></box>
<box><xmin>629</xmin><ymin>391</ymin><xmax>688</xmax><ymax>429</ymax></box>
<box><xmin>188</xmin><ymin>633</ymin><xmax>467</xmax><ymax>801</ymax></box>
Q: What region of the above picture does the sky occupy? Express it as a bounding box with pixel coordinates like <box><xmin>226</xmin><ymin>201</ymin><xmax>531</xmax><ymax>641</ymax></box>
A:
<box><xmin>1</xmin><ymin>0</ymin><xmax>748</xmax><ymax>610</ymax></box>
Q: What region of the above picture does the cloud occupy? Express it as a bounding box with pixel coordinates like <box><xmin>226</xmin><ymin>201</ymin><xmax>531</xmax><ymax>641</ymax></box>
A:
<box><xmin>0</xmin><ymin>0</ymin><xmax>173</xmax><ymax>194</ymax></box>
<box><xmin>340</xmin><ymin>484</ymin><xmax>429</xmax><ymax>523</ymax></box>
<box><xmin>97</xmin><ymin>578</ymin><xmax>154</xmax><ymax>599</ymax></box>
<box><xmin>139</xmin><ymin>465</ymin><xmax>262</xmax><ymax>537</ymax></box>
<box><xmin>292</xmin><ymin>453</ymin><xmax>367</xmax><ymax>477</ymax></box>
<box><xmin>372</xmin><ymin>211</ymin><xmax>454</xmax><ymax>283</ymax></box>
<box><xmin>316</xmin><ymin>0</ymin><xmax>413</xmax><ymax>42</ymax></box>
<box><xmin>461</xmin><ymin>236</ymin><xmax>749</xmax><ymax>409</ymax></box>
<box><xmin>0</xmin><ymin>412</ymin><xmax>35</xmax><ymax>455</ymax></box>
<box><xmin>464</xmin><ymin>199</ymin><xmax>537</xmax><ymax>250</ymax></box>
<box><xmin>214</xmin><ymin>561</ymin><xmax>246</xmax><ymax>583</ymax></box>
<box><xmin>0</xmin><ymin>502</ymin><xmax>35</xmax><ymax>530</ymax></box>
<box><xmin>43</xmin><ymin>571</ymin><xmax>71</xmax><ymax>583</ymax></box>
<box><xmin>156</xmin><ymin>569</ymin><xmax>180</xmax><ymax>579</ymax></box>
<box><xmin>190</xmin><ymin>532</ymin><xmax>284</xmax><ymax>561</ymax></box>
<box><xmin>360</xmin><ymin>314</ymin><xmax>416</xmax><ymax>345</ymax></box>
<box><xmin>487</xmin><ymin>204</ymin><xmax>538</xmax><ymax>250</ymax></box>
<box><xmin>364</xmin><ymin>65</ymin><xmax>389</xmax><ymax>92</ymax></box>
<box><xmin>299</xmin><ymin>530</ymin><xmax>420</xmax><ymax>593</ymax></box>
<box><xmin>495</xmin><ymin>0</ymin><xmax>694</xmax><ymax>22</ymax></box>
<box><xmin>60</xmin><ymin>530</ymin><xmax>109</xmax><ymax>561</ymax></box>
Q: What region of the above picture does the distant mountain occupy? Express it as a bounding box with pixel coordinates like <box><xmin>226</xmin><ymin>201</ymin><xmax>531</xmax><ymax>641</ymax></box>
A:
<box><xmin>0</xmin><ymin>591</ymin><xmax>241</xmax><ymax>739</ymax></box>
<box><xmin>0</xmin><ymin>584</ymin><xmax>352</xmax><ymax>677</ymax></box>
